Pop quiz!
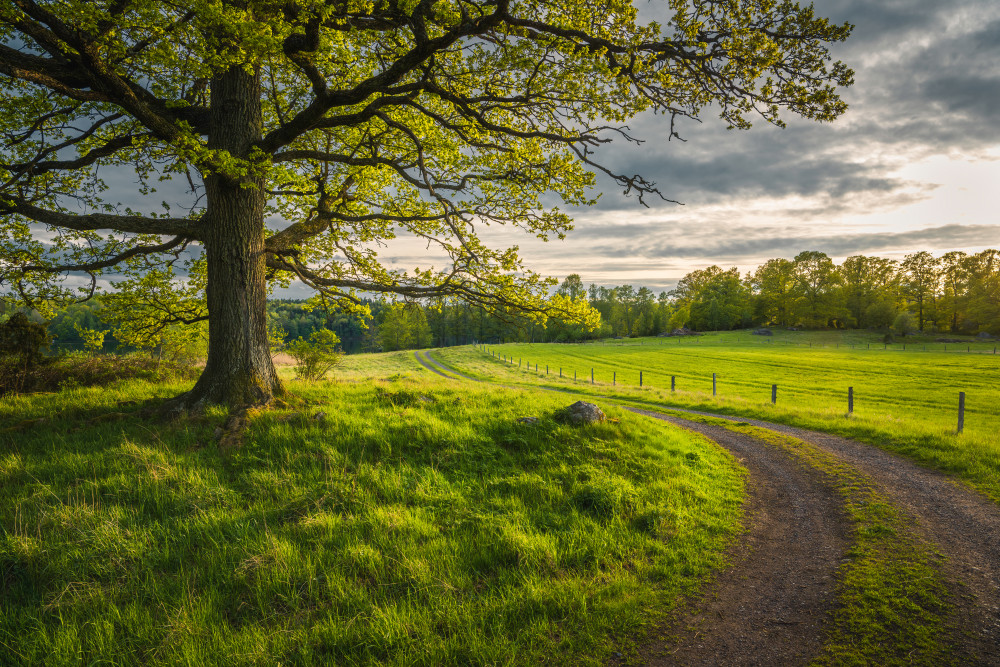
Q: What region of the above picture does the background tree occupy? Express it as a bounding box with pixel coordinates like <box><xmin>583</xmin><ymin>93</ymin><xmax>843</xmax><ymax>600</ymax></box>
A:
<box><xmin>556</xmin><ymin>275</ymin><xmax>586</xmax><ymax>301</ymax></box>
<box><xmin>963</xmin><ymin>250</ymin><xmax>1000</xmax><ymax>334</ymax></box>
<box><xmin>0</xmin><ymin>0</ymin><xmax>853</xmax><ymax>408</ymax></box>
<box><xmin>687</xmin><ymin>268</ymin><xmax>751</xmax><ymax>331</ymax></box>
<box><xmin>840</xmin><ymin>255</ymin><xmax>899</xmax><ymax>328</ymax></box>
<box><xmin>939</xmin><ymin>251</ymin><xmax>969</xmax><ymax>333</ymax></box>
<box><xmin>616</xmin><ymin>284</ymin><xmax>638</xmax><ymax>337</ymax></box>
<box><xmin>864</xmin><ymin>300</ymin><xmax>897</xmax><ymax>331</ymax></box>
<box><xmin>752</xmin><ymin>258</ymin><xmax>795</xmax><ymax>327</ymax></box>
<box><xmin>547</xmin><ymin>274</ymin><xmax>591</xmax><ymax>341</ymax></box>
<box><xmin>790</xmin><ymin>251</ymin><xmax>845</xmax><ymax>328</ymax></box>
<box><xmin>377</xmin><ymin>302</ymin><xmax>432</xmax><ymax>351</ymax></box>
<box><xmin>901</xmin><ymin>251</ymin><xmax>940</xmax><ymax>332</ymax></box>
<box><xmin>892</xmin><ymin>312</ymin><xmax>916</xmax><ymax>337</ymax></box>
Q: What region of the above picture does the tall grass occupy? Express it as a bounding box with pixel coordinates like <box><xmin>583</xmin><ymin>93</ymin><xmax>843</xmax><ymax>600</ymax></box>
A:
<box><xmin>0</xmin><ymin>369</ymin><xmax>744</xmax><ymax>665</ymax></box>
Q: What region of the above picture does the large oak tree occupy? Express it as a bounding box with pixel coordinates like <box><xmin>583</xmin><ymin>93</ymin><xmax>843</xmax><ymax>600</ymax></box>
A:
<box><xmin>0</xmin><ymin>0</ymin><xmax>853</xmax><ymax>408</ymax></box>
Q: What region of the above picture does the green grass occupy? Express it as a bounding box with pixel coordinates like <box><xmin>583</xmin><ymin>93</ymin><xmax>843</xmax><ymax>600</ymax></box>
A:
<box><xmin>442</xmin><ymin>332</ymin><xmax>1000</xmax><ymax>501</ymax></box>
<box><xmin>0</xmin><ymin>366</ymin><xmax>744</xmax><ymax>665</ymax></box>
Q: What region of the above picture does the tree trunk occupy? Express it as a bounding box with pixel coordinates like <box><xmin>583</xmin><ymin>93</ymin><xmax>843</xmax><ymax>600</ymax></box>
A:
<box><xmin>173</xmin><ymin>66</ymin><xmax>282</xmax><ymax>410</ymax></box>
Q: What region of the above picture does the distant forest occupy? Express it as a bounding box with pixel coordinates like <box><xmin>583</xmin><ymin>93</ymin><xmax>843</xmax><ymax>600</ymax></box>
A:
<box><xmin>16</xmin><ymin>248</ymin><xmax>1000</xmax><ymax>355</ymax></box>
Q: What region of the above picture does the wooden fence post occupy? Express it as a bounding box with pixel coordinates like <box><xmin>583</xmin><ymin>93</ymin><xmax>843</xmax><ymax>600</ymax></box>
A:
<box><xmin>772</xmin><ymin>384</ymin><xmax>777</xmax><ymax>404</ymax></box>
<box><xmin>848</xmin><ymin>387</ymin><xmax>854</xmax><ymax>414</ymax></box>
<box><xmin>613</xmin><ymin>371</ymin><xmax>616</xmax><ymax>386</ymax></box>
<box><xmin>957</xmin><ymin>392</ymin><xmax>965</xmax><ymax>434</ymax></box>
<box><xmin>640</xmin><ymin>371</ymin><xmax>643</xmax><ymax>387</ymax></box>
<box><xmin>671</xmin><ymin>375</ymin><xmax>676</xmax><ymax>392</ymax></box>
<box><xmin>591</xmin><ymin>368</ymin><xmax>594</xmax><ymax>384</ymax></box>
<box><xmin>713</xmin><ymin>373</ymin><xmax>717</xmax><ymax>396</ymax></box>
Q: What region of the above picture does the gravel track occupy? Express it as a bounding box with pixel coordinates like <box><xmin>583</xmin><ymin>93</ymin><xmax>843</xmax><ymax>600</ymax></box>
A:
<box><xmin>420</xmin><ymin>350</ymin><xmax>1000</xmax><ymax>663</ymax></box>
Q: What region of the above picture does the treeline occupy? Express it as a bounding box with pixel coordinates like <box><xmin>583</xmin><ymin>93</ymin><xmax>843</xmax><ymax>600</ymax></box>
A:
<box><xmin>356</xmin><ymin>249</ymin><xmax>1000</xmax><ymax>346</ymax></box>
<box><xmin>14</xmin><ymin>248</ymin><xmax>1000</xmax><ymax>356</ymax></box>
<box><xmin>674</xmin><ymin>249</ymin><xmax>999</xmax><ymax>334</ymax></box>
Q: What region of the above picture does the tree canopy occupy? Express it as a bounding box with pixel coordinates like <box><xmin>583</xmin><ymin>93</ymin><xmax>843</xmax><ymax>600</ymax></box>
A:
<box><xmin>0</xmin><ymin>0</ymin><xmax>853</xmax><ymax>407</ymax></box>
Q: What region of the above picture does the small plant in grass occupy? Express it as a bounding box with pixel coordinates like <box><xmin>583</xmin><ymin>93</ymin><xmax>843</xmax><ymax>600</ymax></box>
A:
<box><xmin>267</xmin><ymin>319</ymin><xmax>287</xmax><ymax>359</ymax></box>
<box><xmin>286</xmin><ymin>329</ymin><xmax>342</xmax><ymax>380</ymax></box>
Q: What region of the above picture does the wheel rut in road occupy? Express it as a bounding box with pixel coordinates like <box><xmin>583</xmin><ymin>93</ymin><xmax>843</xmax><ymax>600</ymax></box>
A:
<box><xmin>420</xmin><ymin>350</ymin><xmax>1000</xmax><ymax>662</ymax></box>
<box><xmin>413</xmin><ymin>350</ymin><xmax>455</xmax><ymax>379</ymax></box>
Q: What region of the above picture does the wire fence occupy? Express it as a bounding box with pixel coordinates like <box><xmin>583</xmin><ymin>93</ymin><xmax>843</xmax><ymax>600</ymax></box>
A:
<box><xmin>473</xmin><ymin>343</ymin><xmax>979</xmax><ymax>435</ymax></box>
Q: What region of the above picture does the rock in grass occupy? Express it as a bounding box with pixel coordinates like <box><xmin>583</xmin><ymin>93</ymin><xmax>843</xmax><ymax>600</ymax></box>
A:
<box><xmin>563</xmin><ymin>401</ymin><xmax>605</xmax><ymax>425</ymax></box>
<box><xmin>517</xmin><ymin>416</ymin><xmax>539</xmax><ymax>424</ymax></box>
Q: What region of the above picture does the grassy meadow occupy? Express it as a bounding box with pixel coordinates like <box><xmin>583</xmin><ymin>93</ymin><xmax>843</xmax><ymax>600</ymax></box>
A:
<box><xmin>438</xmin><ymin>329</ymin><xmax>1000</xmax><ymax>501</ymax></box>
<box><xmin>0</xmin><ymin>354</ymin><xmax>744</xmax><ymax>665</ymax></box>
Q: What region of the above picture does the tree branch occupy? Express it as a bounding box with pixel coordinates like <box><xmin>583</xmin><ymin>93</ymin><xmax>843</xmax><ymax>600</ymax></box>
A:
<box><xmin>2</xmin><ymin>201</ymin><xmax>200</xmax><ymax>237</ymax></box>
<box><xmin>21</xmin><ymin>235</ymin><xmax>188</xmax><ymax>274</ymax></box>
<box><xmin>257</xmin><ymin>0</ymin><xmax>510</xmax><ymax>153</ymax></box>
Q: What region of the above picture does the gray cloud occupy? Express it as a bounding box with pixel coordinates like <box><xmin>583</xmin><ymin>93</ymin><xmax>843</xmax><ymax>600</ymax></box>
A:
<box><xmin>575</xmin><ymin>0</ymin><xmax>1000</xmax><ymax>214</ymax></box>
<box><xmin>616</xmin><ymin>224</ymin><xmax>1000</xmax><ymax>261</ymax></box>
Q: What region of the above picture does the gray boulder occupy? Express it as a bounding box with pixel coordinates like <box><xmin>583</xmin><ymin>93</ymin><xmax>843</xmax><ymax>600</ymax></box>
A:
<box><xmin>564</xmin><ymin>401</ymin><xmax>605</xmax><ymax>425</ymax></box>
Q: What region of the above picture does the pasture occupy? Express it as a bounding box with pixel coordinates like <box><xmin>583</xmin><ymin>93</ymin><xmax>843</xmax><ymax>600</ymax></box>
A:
<box><xmin>440</xmin><ymin>330</ymin><xmax>1000</xmax><ymax>501</ymax></box>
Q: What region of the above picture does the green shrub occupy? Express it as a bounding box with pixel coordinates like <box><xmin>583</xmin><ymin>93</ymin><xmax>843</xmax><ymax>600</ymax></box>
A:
<box><xmin>286</xmin><ymin>329</ymin><xmax>342</xmax><ymax>381</ymax></box>
<box><xmin>893</xmin><ymin>312</ymin><xmax>917</xmax><ymax>337</ymax></box>
<box><xmin>0</xmin><ymin>312</ymin><xmax>50</xmax><ymax>394</ymax></box>
<box><xmin>0</xmin><ymin>312</ymin><xmax>48</xmax><ymax>362</ymax></box>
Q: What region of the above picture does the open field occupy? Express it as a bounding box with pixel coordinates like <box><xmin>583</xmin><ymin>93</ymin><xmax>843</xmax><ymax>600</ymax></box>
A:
<box><xmin>0</xmin><ymin>362</ymin><xmax>744</xmax><ymax>665</ymax></box>
<box><xmin>438</xmin><ymin>330</ymin><xmax>1000</xmax><ymax>502</ymax></box>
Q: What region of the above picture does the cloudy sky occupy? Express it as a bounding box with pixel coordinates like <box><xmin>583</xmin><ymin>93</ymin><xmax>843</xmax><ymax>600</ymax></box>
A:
<box><xmin>380</xmin><ymin>0</ymin><xmax>1000</xmax><ymax>295</ymax></box>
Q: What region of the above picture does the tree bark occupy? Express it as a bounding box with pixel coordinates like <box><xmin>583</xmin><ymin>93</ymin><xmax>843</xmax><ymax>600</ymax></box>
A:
<box><xmin>172</xmin><ymin>66</ymin><xmax>282</xmax><ymax>410</ymax></box>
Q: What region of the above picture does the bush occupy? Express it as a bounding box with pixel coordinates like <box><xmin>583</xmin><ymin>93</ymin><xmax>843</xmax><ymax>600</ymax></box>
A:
<box><xmin>0</xmin><ymin>312</ymin><xmax>50</xmax><ymax>393</ymax></box>
<box><xmin>864</xmin><ymin>300</ymin><xmax>897</xmax><ymax>330</ymax></box>
<box><xmin>0</xmin><ymin>312</ymin><xmax>48</xmax><ymax>363</ymax></box>
<box><xmin>893</xmin><ymin>312</ymin><xmax>917</xmax><ymax>337</ymax></box>
<box><xmin>286</xmin><ymin>329</ymin><xmax>342</xmax><ymax>381</ymax></box>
